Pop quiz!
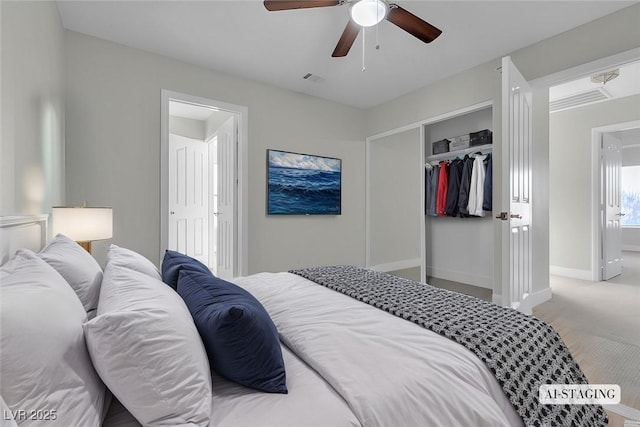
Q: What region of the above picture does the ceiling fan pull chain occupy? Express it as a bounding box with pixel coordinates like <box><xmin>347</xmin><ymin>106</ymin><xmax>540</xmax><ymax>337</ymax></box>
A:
<box><xmin>376</xmin><ymin>5</ymin><xmax>380</xmax><ymax>50</ymax></box>
<box><xmin>362</xmin><ymin>27</ymin><xmax>366</xmax><ymax>72</ymax></box>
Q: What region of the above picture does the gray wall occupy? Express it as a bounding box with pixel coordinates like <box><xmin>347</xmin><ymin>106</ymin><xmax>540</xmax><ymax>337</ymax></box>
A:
<box><xmin>549</xmin><ymin>94</ymin><xmax>640</xmax><ymax>272</ymax></box>
<box><xmin>64</xmin><ymin>31</ymin><xmax>366</xmax><ymax>271</ymax></box>
<box><xmin>169</xmin><ymin>116</ymin><xmax>205</xmax><ymax>141</ymax></box>
<box><xmin>369</xmin><ymin>128</ymin><xmax>421</xmax><ymax>267</ymax></box>
<box><xmin>1</xmin><ymin>1</ymin><xmax>65</xmax><ymax>216</ymax></box>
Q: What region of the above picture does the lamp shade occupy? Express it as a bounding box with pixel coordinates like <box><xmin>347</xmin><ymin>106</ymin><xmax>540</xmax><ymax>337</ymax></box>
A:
<box><xmin>52</xmin><ymin>207</ymin><xmax>113</xmax><ymax>242</ymax></box>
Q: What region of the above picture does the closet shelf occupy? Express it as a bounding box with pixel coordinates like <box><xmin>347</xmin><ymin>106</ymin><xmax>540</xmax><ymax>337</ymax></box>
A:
<box><xmin>426</xmin><ymin>143</ymin><xmax>493</xmax><ymax>164</ymax></box>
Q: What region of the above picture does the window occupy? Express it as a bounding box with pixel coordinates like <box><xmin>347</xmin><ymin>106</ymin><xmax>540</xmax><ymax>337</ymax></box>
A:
<box><xmin>621</xmin><ymin>165</ymin><xmax>640</xmax><ymax>226</ymax></box>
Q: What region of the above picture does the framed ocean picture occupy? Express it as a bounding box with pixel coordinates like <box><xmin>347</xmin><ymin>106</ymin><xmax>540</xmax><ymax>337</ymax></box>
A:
<box><xmin>267</xmin><ymin>149</ymin><xmax>342</xmax><ymax>215</ymax></box>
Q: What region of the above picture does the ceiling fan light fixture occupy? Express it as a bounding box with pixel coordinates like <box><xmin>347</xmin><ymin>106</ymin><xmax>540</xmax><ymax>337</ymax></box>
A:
<box><xmin>350</xmin><ymin>0</ymin><xmax>387</xmax><ymax>27</ymax></box>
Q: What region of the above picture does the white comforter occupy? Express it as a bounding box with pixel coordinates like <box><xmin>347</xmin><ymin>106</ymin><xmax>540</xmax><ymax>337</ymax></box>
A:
<box><xmin>233</xmin><ymin>272</ymin><xmax>523</xmax><ymax>427</ymax></box>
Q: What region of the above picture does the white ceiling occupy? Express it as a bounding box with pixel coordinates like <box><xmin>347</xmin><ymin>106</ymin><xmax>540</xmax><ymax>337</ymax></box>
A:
<box><xmin>549</xmin><ymin>59</ymin><xmax>640</xmax><ymax>112</ymax></box>
<box><xmin>56</xmin><ymin>1</ymin><xmax>637</xmax><ymax>109</ymax></box>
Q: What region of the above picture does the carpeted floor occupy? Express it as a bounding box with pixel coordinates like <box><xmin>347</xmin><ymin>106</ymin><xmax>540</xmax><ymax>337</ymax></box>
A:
<box><xmin>533</xmin><ymin>251</ymin><xmax>640</xmax><ymax>426</ymax></box>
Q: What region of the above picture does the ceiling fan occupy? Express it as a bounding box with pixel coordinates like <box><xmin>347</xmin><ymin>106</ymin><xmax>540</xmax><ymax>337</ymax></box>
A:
<box><xmin>263</xmin><ymin>0</ymin><xmax>442</xmax><ymax>57</ymax></box>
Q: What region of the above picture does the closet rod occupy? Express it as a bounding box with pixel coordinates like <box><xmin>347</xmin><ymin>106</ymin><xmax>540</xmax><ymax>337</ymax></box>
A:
<box><xmin>425</xmin><ymin>143</ymin><xmax>493</xmax><ymax>165</ymax></box>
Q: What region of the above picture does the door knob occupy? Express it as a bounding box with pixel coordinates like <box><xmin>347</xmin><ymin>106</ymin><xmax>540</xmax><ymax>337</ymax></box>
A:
<box><xmin>170</xmin><ymin>211</ymin><xmax>175</xmax><ymax>215</ymax></box>
<box><xmin>510</xmin><ymin>213</ymin><xmax>522</xmax><ymax>219</ymax></box>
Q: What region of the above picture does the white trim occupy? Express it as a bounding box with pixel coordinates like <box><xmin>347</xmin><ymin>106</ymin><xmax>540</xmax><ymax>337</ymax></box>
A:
<box><xmin>419</xmin><ymin>125</ymin><xmax>426</xmax><ymax>284</ymax></box>
<box><xmin>622</xmin><ymin>143</ymin><xmax>640</xmax><ymax>150</ymax></box>
<box><xmin>550</xmin><ymin>265</ymin><xmax>593</xmax><ymax>281</ymax></box>
<box><xmin>529</xmin><ymin>48</ymin><xmax>640</xmax><ymax>89</ymax></box>
<box><xmin>492</xmin><ymin>294</ymin><xmax>502</xmax><ymax>305</ymax></box>
<box><xmin>0</xmin><ymin>214</ymin><xmax>48</xmax><ymax>227</ymax></box>
<box><xmin>426</xmin><ymin>266</ymin><xmax>492</xmax><ymax>289</ymax></box>
<box><xmin>160</xmin><ymin>89</ymin><xmax>249</xmax><ymax>276</ymax></box>
<box><xmin>603</xmin><ymin>403</ymin><xmax>640</xmax><ymax>421</ymax></box>
<box><xmin>367</xmin><ymin>100</ymin><xmax>493</xmax><ymax>142</ymax></box>
<box><xmin>622</xmin><ymin>244</ymin><xmax>640</xmax><ymax>252</ymax></box>
<box><xmin>526</xmin><ymin>287</ymin><xmax>552</xmax><ymax>308</ymax></box>
<box><xmin>369</xmin><ymin>258</ymin><xmax>421</xmax><ymax>273</ymax></box>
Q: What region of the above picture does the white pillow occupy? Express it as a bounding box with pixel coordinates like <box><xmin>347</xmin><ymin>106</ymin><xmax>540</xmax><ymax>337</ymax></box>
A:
<box><xmin>84</xmin><ymin>251</ymin><xmax>212</xmax><ymax>426</ymax></box>
<box><xmin>1</xmin><ymin>395</ymin><xmax>18</xmax><ymax>427</ymax></box>
<box><xmin>39</xmin><ymin>233</ymin><xmax>103</xmax><ymax>317</ymax></box>
<box><xmin>106</xmin><ymin>244</ymin><xmax>161</xmax><ymax>279</ymax></box>
<box><xmin>0</xmin><ymin>249</ymin><xmax>107</xmax><ymax>426</ymax></box>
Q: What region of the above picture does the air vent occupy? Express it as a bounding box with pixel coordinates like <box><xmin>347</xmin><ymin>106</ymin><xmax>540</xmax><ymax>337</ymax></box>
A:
<box><xmin>549</xmin><ymin>87</ymin><xmax>612</xmax><ymax>113</ymax></box>
<box><xmin>302</xmin><ymin>73</ymin><xmax>325</xmax><ymax>83</ymax></box>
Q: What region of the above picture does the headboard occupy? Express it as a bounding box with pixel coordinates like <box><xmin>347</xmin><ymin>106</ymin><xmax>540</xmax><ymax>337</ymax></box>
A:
<box><xmin>0</xmin><ymin>215</ymin><xmax>48</xmax><ymax>265</ymax></box>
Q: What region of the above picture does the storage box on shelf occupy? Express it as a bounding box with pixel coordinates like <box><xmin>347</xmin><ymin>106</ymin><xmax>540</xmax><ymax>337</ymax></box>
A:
<box><xmin>449</xmin><ymin>135</ymin><xmax>470</xmax><ymax>151</ymax></box>
<box><xmin>470</xmin><ymin>129</ymin><xmax>492</xmax><ymax>146</ymax></box>
<box><xmin>432</xmin><ymin>139</ymin><xmax>450</xmax><ymax>155</ymax></box>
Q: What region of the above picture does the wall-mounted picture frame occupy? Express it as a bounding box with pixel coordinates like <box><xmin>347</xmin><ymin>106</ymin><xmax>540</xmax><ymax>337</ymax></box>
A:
<box><xmin>267</xmin><ymin>149</ymin><xmax>342</xmax><ymax>215</ymax></box>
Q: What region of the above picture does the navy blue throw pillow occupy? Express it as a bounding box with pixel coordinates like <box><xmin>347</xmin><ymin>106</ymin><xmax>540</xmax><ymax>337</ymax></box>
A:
<box><xmin>177</xmin><ymin>270</ymin><xmax>287</xmax><ymax>394</ymax></box>
<box><xmin>161</xmin><ymin>250</ymin><xmax>212</xmax><ymax>290</ymax></box>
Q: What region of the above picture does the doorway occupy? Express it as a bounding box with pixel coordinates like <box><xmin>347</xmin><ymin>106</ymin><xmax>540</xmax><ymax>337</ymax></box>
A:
<box><xmin>592</xmin><ymin>122</ymin><xmax>640</xmax><ymax>281</ymax></box>
<box><xmin>160</xmin><ymin>90</ymin><xmax>249</xmax><ymax>278</ymax></box>
<box><xmin>540</xmin><ymin>51</ymin><xmax>640</xmax><ymax>282</ymax></box>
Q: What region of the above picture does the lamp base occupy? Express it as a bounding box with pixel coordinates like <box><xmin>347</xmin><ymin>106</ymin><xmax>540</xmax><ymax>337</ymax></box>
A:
<box><xmin>77</xmin><ymin>241</ymin><xmax>92</xmax><ymax>253</ymax></box>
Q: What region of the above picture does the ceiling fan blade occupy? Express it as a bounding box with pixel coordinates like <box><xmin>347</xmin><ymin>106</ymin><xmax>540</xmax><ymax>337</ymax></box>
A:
<box><xmin>264</xmin><ymin>1</ymin><xmax>340</xmax><ymax>12</ymax></box>
<box><xmin>386</xmin><ymin>4</ymin><xmax>442</xmax><ymax>44</ymax></box>
<box><xmin>332</xmin><ymin>20</ymin><xmax>360</xmax><ymax>57</ymax></box>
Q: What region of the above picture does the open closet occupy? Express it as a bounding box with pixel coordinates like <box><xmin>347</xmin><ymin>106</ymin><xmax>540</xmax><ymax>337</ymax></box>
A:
<box><xmin>367</xmin><ymin>101</ymin><xmax>495</xmax><ymax>293</ymax></box>
<box><xmin>424</xmin><ymin>103</ymin><xmax>494</xmax><ymax>289</ymax></box>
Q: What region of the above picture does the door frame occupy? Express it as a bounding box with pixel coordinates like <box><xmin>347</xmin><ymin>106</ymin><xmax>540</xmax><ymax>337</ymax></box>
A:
<box><xmin>529</xmin><ymin>47</ymin><xmax>640</xmax><ymax>282</ymax></box>
<box><xmin>160</xmin><ymin>89</ymin><xmax>249</xmax><ymax>276</ymax></box>
<box><xmin>592</xmin><ymin>120</ymin><xmax>640</xmax><ymax>280</ymax></box>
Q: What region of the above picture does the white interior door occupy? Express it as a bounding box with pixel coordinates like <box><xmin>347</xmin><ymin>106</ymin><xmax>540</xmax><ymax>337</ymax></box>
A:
<box><xmin>602</xmin><ymin>132</ymin><xmax>623</xmax><ymax>280</ymax></box>
<box><xmin>168</xmin><ymin>133</ymin><xmax>209</xmax><ymax>266</ymax></box>
<box><xmin>500</xmin><ymin>56</ymin><xmax>533</xmax><ymax>313</ymax></box>
<box><xmin>215</xmin><ymin>116</ymin><xmax>237</xmax><ymax>278</ymax></box>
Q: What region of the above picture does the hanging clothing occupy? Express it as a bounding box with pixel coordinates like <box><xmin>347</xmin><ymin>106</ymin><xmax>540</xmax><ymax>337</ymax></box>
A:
<box><xmin>427</xmin><ymin>164</ymin><xmax>439</xmax><ymax>217</ymax></box>
<box><xmin>436</xmin><ymin>162</ymin><xmax>449</xmax><ymax>216</ymax></box>
<box><xmin>468</xmin><ymin>154</ymin><xmax>488</xmax><ymax>217</ymax></box>
<box><xmin>482</xmin><ymin>153</ymin><xmax>493</xmax><ymax>212</ymax></box>
<box><xmin>445</xmin><ymin>158</ymin><xmax>464</xmax><ymax>216</ymax></box>
<box><xmin>458</xmin><ymin>155</ymin><xmax>474</xmax><ymax>217</ymax></box>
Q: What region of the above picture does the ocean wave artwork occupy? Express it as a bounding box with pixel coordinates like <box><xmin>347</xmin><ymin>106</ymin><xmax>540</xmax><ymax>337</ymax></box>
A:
<box><xmin>267</xmin><ymin>150</ymin><xmax>342</xmax><ymax>215</ymax></box>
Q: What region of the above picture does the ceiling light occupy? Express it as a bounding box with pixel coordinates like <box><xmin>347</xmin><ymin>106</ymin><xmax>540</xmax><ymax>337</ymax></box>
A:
<box><xmin>590</xmin><ymin>69</ymin><xmax>620</xmax><ymax>85</ymax></box>
<box><xmin>350</xmin><ymin>0</ymin><xmax>387</xmax><ymax>27</ymax></box>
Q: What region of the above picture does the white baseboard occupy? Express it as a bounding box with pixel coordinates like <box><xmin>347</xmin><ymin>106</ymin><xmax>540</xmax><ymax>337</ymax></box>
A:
<box><xmin>369</xmin><ymin>258</ymin><xmax>421</xmax><ymax>273</ymax></box>
<box><xmin>426</xmin><ymin>266</ymin><xmax>492</xmax><ymax>289</ymax></box>
<box><xmin>603</xmin><ymin>403</ymin><xmax>640</xmax><ymax>421</ymax></box>
<box><xmin>622</xmin><ymin>244</ymin><xmax>640</xmax><ymax>252</ymax></box>
<box><xmin>527</xmin><ymin>287</ymin><xmax>553</xmax><ymax>308</ymax></box>
<box><xmin>549</xmin><ymin>265</ymin><xmax>593</xmax><ymax>281</ymax></box>
<box><xmin>491</xmin><ymin>287</ymin><xmax>552</xmax><ymax>311</ymax></box>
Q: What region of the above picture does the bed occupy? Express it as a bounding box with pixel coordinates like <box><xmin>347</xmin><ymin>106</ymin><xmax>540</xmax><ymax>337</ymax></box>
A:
<box><xmin>0</xmin><ymin>215</ymin><xmax>607</xmax><ymax>427</ymax></box>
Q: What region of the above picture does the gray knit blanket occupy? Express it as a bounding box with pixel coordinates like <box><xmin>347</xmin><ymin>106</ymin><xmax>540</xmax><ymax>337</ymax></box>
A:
<box><xmin>289</xmin><ymin>266</ymin><xmax>607</xmax><ymax>427</ymax></box>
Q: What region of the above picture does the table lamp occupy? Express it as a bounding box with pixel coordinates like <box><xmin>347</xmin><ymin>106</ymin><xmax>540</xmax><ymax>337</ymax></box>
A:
<box><xmin>51</xmin><ymin>205</ymin><xmax>113</xmax><ymax>253</ymax></box>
